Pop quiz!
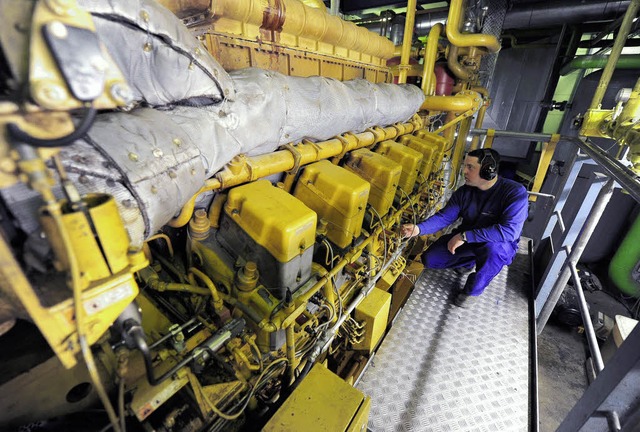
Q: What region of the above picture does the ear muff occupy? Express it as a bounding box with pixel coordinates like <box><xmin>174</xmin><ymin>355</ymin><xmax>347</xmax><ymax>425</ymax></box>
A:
<box><xmin>479</xmin><ymin>149</ymin><xmax>498</xmax><ymax>180</ymax></box>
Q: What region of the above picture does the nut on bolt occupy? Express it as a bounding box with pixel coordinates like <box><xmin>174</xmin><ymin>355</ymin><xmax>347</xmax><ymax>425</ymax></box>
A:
<box><xmin>110</xmin><ymin>83</ymin><xmax>134</xmax><ymax>105</ymax></box>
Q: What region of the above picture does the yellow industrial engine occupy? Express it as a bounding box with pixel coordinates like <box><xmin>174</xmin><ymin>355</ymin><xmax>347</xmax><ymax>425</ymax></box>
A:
<box><xmin>0</xmin><ymin>0</ymin><xmax>506</xmax><ymax>431</ymax></box>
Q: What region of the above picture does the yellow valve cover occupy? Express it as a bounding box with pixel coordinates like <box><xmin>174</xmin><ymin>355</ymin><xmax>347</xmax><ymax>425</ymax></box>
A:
<box><xmin>375</xmin><ymin>140</ymin><xmax>423</xmax><ymax>195</ymax></box>
<box><xmin>294</xmin><ymin>160</ymin><xmax>370</xmax><ymax>249</ymax></box>
<box><xmin>354</xmin><ymin>287</ymin><xmax>391</xmax><ymax>353</ymax></box>
<box><xmin>224</xmin><ymin>180</ymin><xmax>317</xmax><ymax>263</ymax></box>
<box><xmin>397</xmin><ymin>133</ymin><xmax>446</xmax><ymax>179</ymax></box>
<box><xmin>344</xmin><ymin>148</ymin><xmax>402</xmax><ymax>217</ymax></box>
<box><xmin>414</xmin><ymin>130</ymin><xmax>447</xmax><ymax>174</ymax></box>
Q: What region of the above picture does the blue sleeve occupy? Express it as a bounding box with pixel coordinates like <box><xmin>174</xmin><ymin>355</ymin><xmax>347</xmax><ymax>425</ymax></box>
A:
<box><xmin>466</xmin><ymin>185</ymin><xmax>528</xmax><ymax>243</ymax></box>
<box><xmin>416</xmin><ymin>189</ymin><xmax>462</xmax><ymax>235</ymax></box>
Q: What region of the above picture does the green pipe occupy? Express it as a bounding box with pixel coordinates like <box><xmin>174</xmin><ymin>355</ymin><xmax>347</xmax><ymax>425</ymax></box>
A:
<box><xmin>560</xmin><ymin>54</ymin><xmax>640</xmax><ymax>76</ymax></box>
<box><xmin>609</xmin><ymin>214</ymin><xmax>640</xmax><ymax>297</ymax></box>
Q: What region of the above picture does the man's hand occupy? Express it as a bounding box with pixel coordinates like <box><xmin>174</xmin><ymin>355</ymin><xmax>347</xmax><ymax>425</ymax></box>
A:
<box><xmin>447</xmin><ymin>233</ymin><xmax>465</xmax><ymax>254</ymax></box>
<box><xmin>401</xmin><ymin>224</ymin><xmax>419</xmax><ymax>239</ymax></box>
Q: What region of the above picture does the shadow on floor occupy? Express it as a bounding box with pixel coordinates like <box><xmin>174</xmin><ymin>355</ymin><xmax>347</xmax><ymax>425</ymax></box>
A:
<box><xmin>537</xmin><ymin>321</ymin><xmax>588</xmax><ymax>432</ymax></box>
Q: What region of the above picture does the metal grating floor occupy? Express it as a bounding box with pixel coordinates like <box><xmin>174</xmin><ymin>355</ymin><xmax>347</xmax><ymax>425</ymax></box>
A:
<box><xmin>357</xmin><ymin>247</ymin><xmax>531</xmax><ymax>432</ymax></box>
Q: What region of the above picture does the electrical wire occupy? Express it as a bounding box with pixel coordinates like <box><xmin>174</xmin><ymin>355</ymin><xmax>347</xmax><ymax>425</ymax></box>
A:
<box><xmin>368</xmin><ymin>205</ymin><xmax>388</xmax><ymax>274</ymax></box>
<box><xmin>199</xmin><ymin>358</ymin><xmax>288</xmax><ymax>421</ymax></box>
<box><xmin>49</xmin><ymin>199</ymin><xmax>122</xmax><ymax>432</ymax></box>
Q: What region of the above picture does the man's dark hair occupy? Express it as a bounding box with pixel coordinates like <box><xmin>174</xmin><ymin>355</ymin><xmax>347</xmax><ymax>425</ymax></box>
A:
<box><xmin>467</xmin><ymin>148</ymin><xmax>500</xmax><ymax>180</ymax></box>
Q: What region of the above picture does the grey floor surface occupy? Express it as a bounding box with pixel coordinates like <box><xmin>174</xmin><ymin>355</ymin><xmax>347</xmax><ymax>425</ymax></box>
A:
<box><xmin>357</xmin><ymin>249</ymin><xmax>531</xmax><ymax>432</ymax></box>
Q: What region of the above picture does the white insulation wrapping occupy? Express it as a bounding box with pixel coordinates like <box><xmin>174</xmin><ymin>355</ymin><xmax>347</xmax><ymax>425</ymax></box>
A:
<box><xmin>52</xmin><ymin>0</ymin><xmax>426</xmax><ymax>246</ymax></box>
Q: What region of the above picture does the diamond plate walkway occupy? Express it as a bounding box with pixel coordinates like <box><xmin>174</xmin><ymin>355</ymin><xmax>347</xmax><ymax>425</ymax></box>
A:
<box><xmin>357</xmin><ymin>246</ymin><xmax>531</xmax><ymax>432</ymax></box>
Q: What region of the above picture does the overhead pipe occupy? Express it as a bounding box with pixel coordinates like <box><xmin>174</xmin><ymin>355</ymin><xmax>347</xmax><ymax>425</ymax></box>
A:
<box><xmin>560</xmin><ymin>54</ymin><xmax>640</xmax><ymax>76</ymax></box>
<box><xmin>398</xmin><ymin>0</ymin><xmax>418</xmax><ymax>84</ymax></box>
<box><xmin>421</xmin><ymin>23</ymin><xmax>443</xmax><ymax>96</ymax></box>
<box><xmin>359</xmin><ymin>1</ymin><xmax>630</xmax><ymax>38</ymax></box>
<box><xmin>503</xmin><ymin>0</ymin><xmax>631</xmax><ymax>30</ymax></box>
<box><xmin>445</xmin><ymin>0</ymin><xmax>501</xmax><ymax>53</ymax></box>
<box><xmin>590</xmin><ymin>0</ymin><xmax>640</xmax><ymax>110</ymax></box>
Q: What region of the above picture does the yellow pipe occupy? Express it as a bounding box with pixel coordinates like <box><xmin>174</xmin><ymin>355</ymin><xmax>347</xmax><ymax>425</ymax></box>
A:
<box><xmin>208</xmin><ymin>193</ymin><xmax>226</xmax><ymax>229</ymax></box>
<box><xmin>150</xmin><ymin>279</ymin><xmax>210</xmax><ymax>296</ymax></box>
<box><xmin>449</xmin><ymin>116</ymin><xmax>473</xmax><ymax>186</ymax></box>
<box><xmin>146</xmin><ymin>233</ymin><xmax>174</xmax><ymax>257</ymax></box>
<box><xmin>312</xmin><ymin>263</ymin><xmax>337</xmax><ymax>324</ymax></box>
<box><xmin>188</xmin><ymin>267</ymin><xmax>224</xmax><ymax>312</ymax></box>
<box><xmin>433</xmin><ymin>108</ymin><xmax>474</xmax><ymax>134</ymax></box>
<box><xmin>191</xmin><ymin>0</ymin><xmax>395</xmax><ymax>60</ymax></box>
<box><xmin>530</xmin><ymin>134</ymin><xmax>560</xmax><ymax>202</ymax></box>
<box><xmin>446</xmin><ymin>0</ymin><xmax>501</xmax><ymax>53</ymax></box>
<box><xmin>394</xmin><ymin>45</ymin><xmax>420</xmax><ymax>59</ymax></box>
<box><xmin>470</xmin><ymin>102</ymin><xmax>488</xmax><ymax>150</ymax></box>
<box><xmin>285</xmin><ymin>325</ymin><xmax>296</xmax><ymax>384</ymax></box>
<box><xmin>232</xmin><ymin>347</ymin><xmax>260</xmax><ymax>371</ymax></box>
<box><xmin>421</xmin><ymin>23</ymin><xmax>443</xmax><ymax>96</ymax></box>
<box><xmin>447</xmin><ymin>45</ymin><xmax>473</xmax><ymax>80</ymax></box>
<box><xmin>398</xmin><ymin>0</ymin><xmax>418</xmax><ymax>84</ymax></box>
<box><xmin>590</xmin><ymin>0</ymin><xmax>640</xmax><ymax>110</ymax></box>
<box><xmin>421</xmin><ymin>94</ymin><xmax>475</xmax><ymax>112</ymax></box>
<box><xmin>169</xmin><ymin>119</ymin><xmax>422</xmax><ymax>228</ymax></box>
<box><xmin>442</xmin><ymin>111</ymin><xmax>457</xmax><ymax>153</ymax></box>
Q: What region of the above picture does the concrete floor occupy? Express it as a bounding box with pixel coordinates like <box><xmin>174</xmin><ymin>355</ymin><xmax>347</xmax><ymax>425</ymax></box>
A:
<box><xmin>537</xmin><ymin>322</ymin><xmax>589</xmax><ymax>432</ymax></box>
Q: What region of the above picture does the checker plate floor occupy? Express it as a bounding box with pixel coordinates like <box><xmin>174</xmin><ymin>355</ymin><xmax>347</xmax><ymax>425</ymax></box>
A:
<box><xmin>357</xmin><ymin>249</ymin><xmax>531</xmax><ymax>431</ymax></box>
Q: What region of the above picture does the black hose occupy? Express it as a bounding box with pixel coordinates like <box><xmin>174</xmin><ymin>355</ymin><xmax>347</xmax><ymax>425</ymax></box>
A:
<box><xmin>130</xmin><ymin>325</ymin><xmax>194</xmax><ymax>386</ymax></box>
<box><xmin>7</xmin><ymin>107</ymin><xmax>97</xmax><ymax>147</ymax></box>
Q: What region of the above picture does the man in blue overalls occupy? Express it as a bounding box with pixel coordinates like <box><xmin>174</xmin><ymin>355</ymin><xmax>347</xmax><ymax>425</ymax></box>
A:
<box><xmin>401</xmin><ymin>149</ymin><xmax>528</xmax><ymax>308</ymax></box>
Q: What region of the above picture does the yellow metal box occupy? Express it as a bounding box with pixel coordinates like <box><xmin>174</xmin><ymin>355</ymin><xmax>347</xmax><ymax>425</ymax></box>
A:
<box><xmin>414</xmin><ymin>130</ymin><xmax>447</xmax><ymax>175</ymax></box>
<box><xmin>294</xmin><ymin>160</ymin><xmax>370</xmax><ymax>249</ymax></box>
<box><xmin>219</xmin><ymin>180</ymin><xmax>317</xmax><ymax>298</ymax></box>
<box><xmin>354</xmin><ymin>287</ymin><xmax>392</xmax><ymax>353</ymax></box>
<box><xmin>224</xmin><ymin>180</ymin><xmax>316</xmax><ymax>262</ymax></box>
<box><xmin>344</xmin><ymin>148</ymin><xmax>402</xmax><ymax>216</ymax></box>
<box><xmin>263</xmin><ymin>363</ymin><xmax>371</xmax><ymax>432</ymax></box>
<box><xmin>374</xmin><ymin>140</ymin><xmax>423</xmax><ymax>195</ymax></box>
<box><xmin>397</xmin><ymin>134</ymin><xmax>445</xmax><ymax>180</ymax></box>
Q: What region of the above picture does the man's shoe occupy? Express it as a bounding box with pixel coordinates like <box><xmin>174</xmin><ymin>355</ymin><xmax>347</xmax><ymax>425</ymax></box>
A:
<box><xmin>454</xmin><ymin>266</ymin><xmax>475</xmax><ymax>277</ymax></box>
<box><xmin>454</xmin><ymin>293</ymin><xmax>478</xmax><ymax>308</ymax></box>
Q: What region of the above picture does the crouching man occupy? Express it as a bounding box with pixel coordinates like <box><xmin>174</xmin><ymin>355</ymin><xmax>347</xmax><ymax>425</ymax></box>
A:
<box><xmin>401</xmin><ymin>149</ymin><xmax>528</xmax><ymax>308</ymax></box>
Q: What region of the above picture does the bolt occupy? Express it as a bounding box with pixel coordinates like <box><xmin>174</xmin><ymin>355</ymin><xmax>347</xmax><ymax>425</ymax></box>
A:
<box><xmin>128</xmin><ymin>152</ymin><xmax>139</xmax><ymax>162</ymax></box>
<box><xmin>173</xmin><ymin>138</ymin><xmax>182</xmax><ymax>147</ymax></box>
<box><xmin>140</xmin><ymin>10</ymin><xmax>150</xmax><ymax>22</ymax></box>
<box><xmin>48</xmin><ymin>21</ymin><xmax>68</xmax><ymax>39</ymax></box>
<box><xmin>143</xmin><ymin>42</ymin><xmax>153</xmax><ymax>52</ymax></box>
<box><xmin>33</xmin><ymin>81</ymin><xmax>68</xmax><ymax>107</ymax></box>
<box><xmin>168</xmin><ymin>171</ymin><xmax>177</xmax><ymax>179</ymax></box>
<box><xmin>152</xmin><ymin>148</ymin><xmax>163</xmax><ymax>158</ymax></box>
<box><xmin>110</xmin><ymin>83</ymin><xmax>133</xmax><ymax>105</ymax></box>
<box><xmin>151</xmin><ymin>185</ymin><xmax>158</xmax><ymax>194</ymax></box>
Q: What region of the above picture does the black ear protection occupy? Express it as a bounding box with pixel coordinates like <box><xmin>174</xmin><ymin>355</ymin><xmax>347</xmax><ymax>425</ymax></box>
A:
<box><xmin>479</xmin><ymin>149</ymin><xmax>498</xmax><ymax>181</ymax></box>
